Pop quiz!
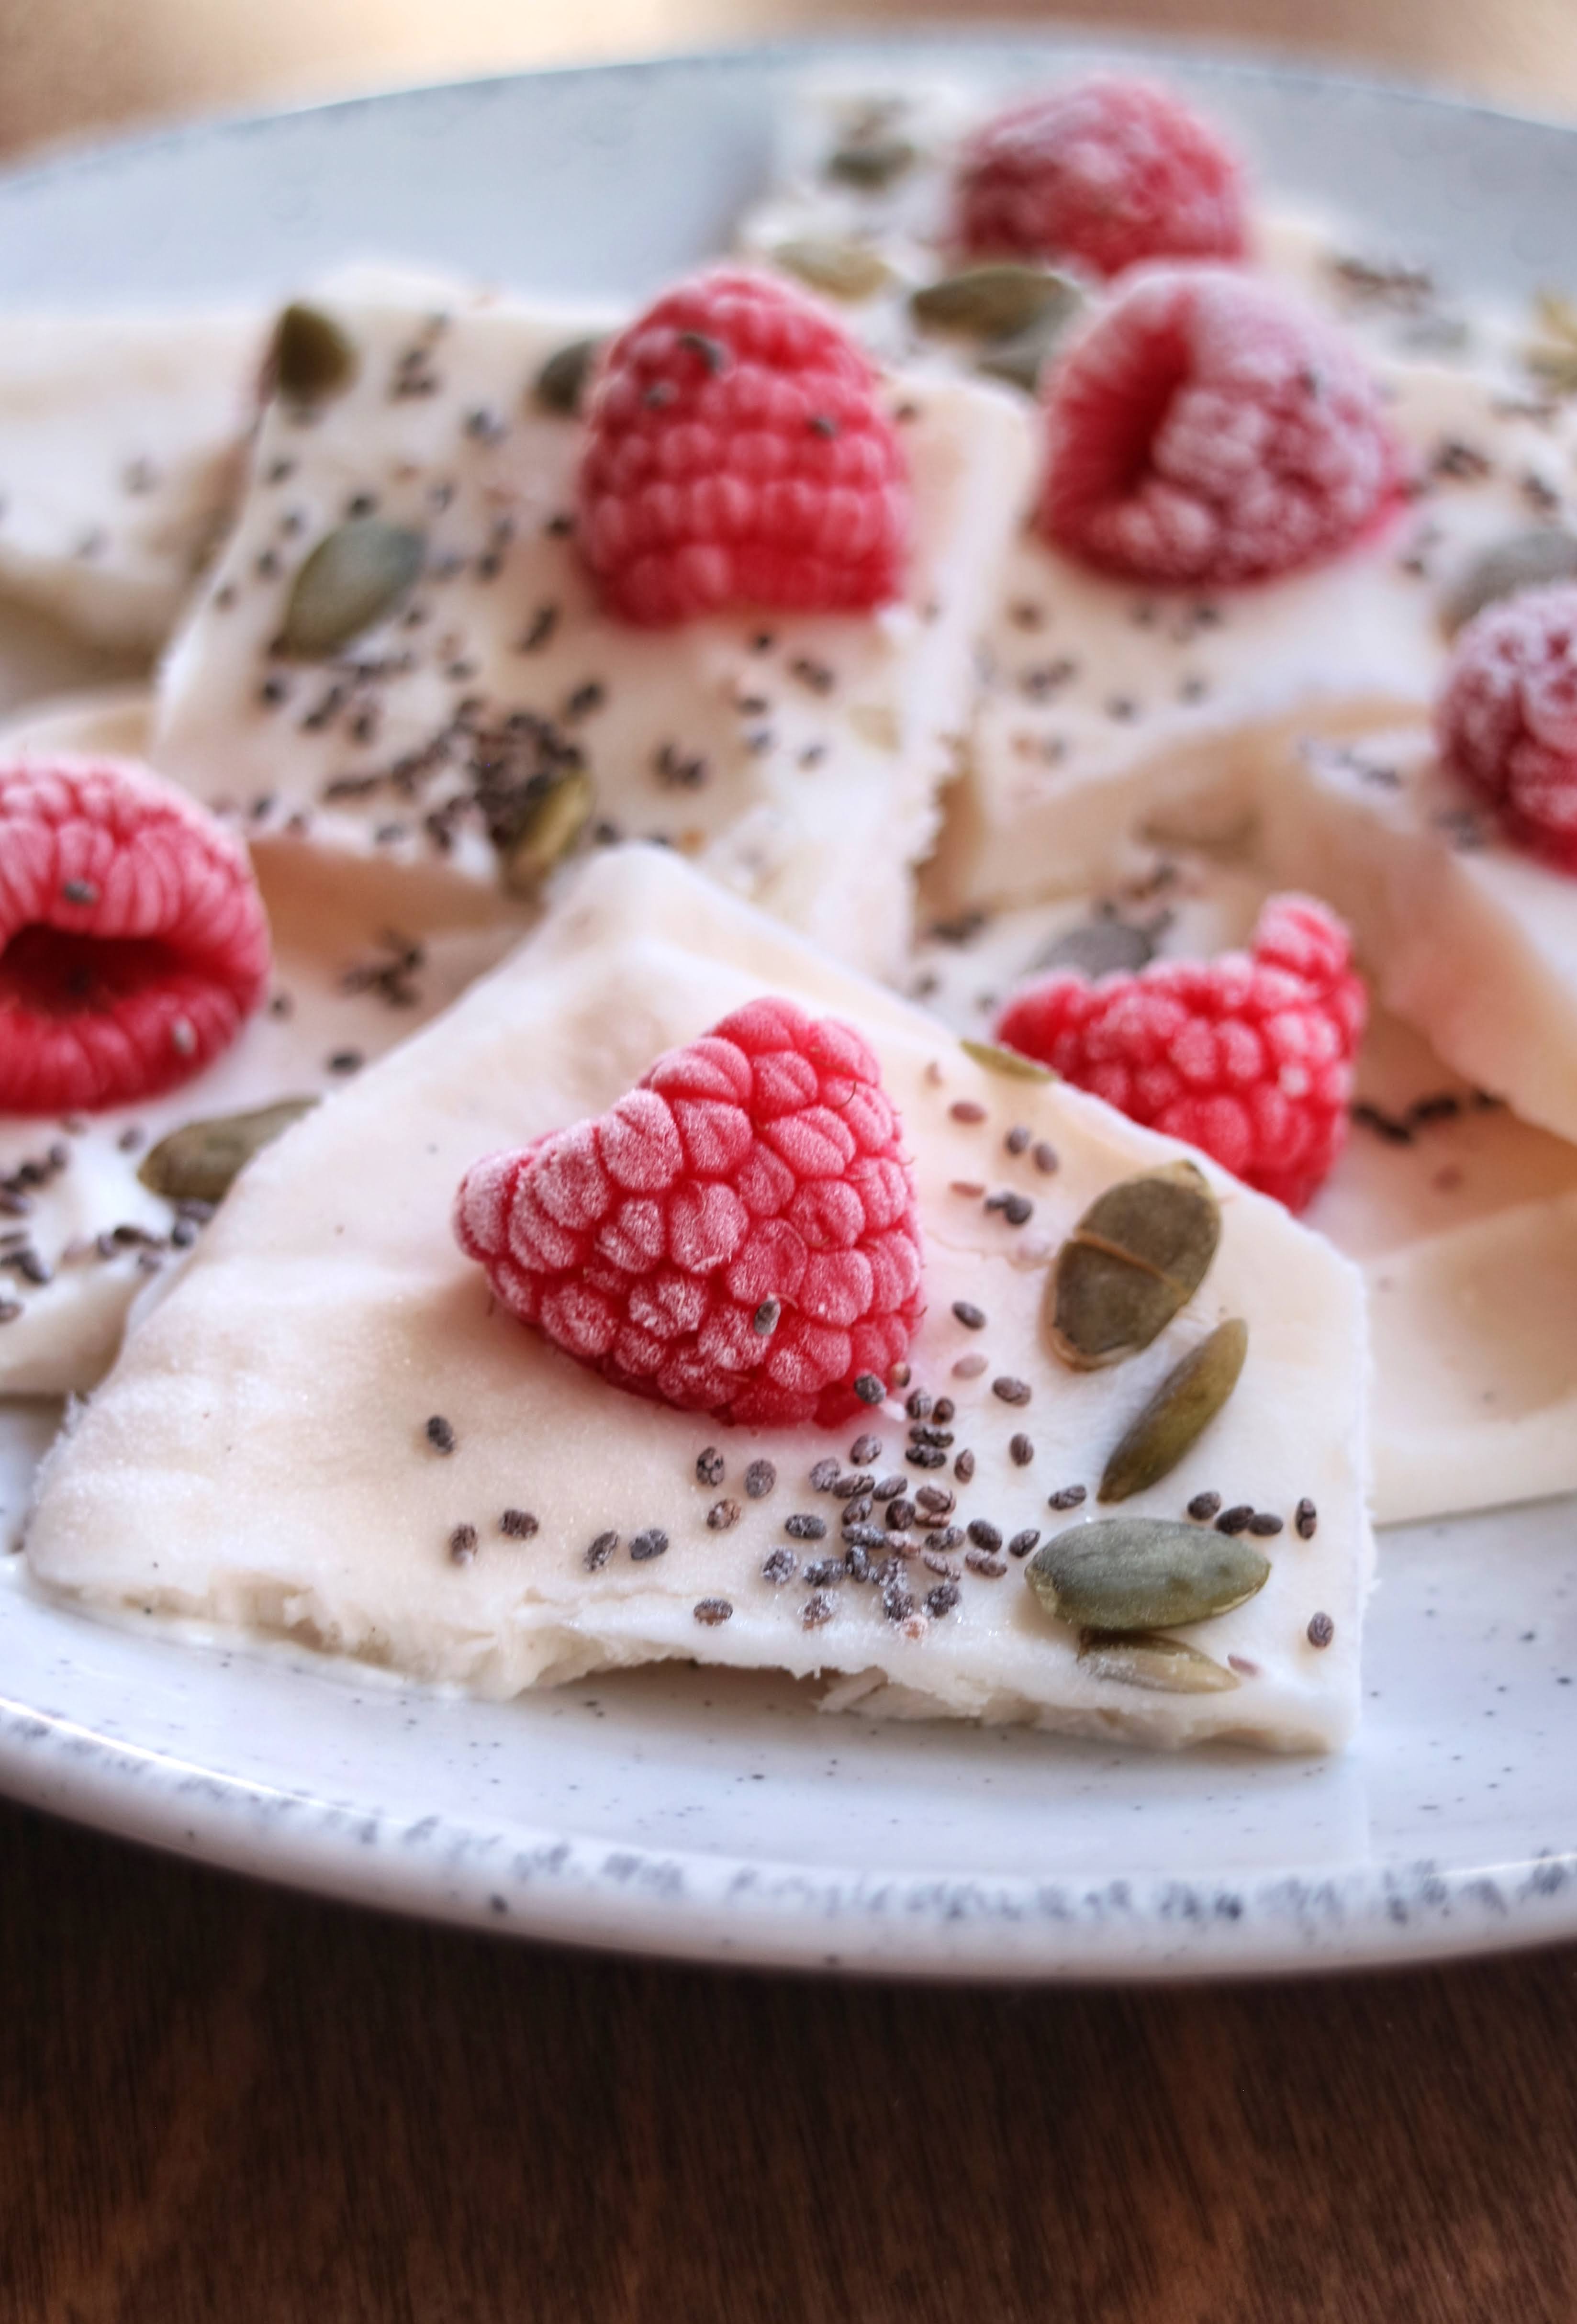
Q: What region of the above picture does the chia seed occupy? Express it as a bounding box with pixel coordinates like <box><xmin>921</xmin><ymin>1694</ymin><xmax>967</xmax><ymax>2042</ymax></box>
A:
<box><xmin>905</xmin><ymin>1390</ymin><xmax>933</xmax><ymax>1421</ymax></box>
<box><xmin>954</xmin><ymin>1451</ymin><xmax>977</xmax><ymax>1483</ymax></box>
<box><xmin>809</xmin><ymin>1457</ymin><xmax>840</xmax><ymax>1491</ymax></box>
<box><xmin>993</xmin><ymin>1376</ymin><xmax>1031</xmax><ymax>1406</ymax></box>
<box><xmin>882</xmin><ymin>1585</ymin><xmax>915</xmax><ymax>1623</ymax></box>
<box><xmin>833</xmin><ymin>1473</ymin><xmax>874</xmax><ymax>1500</ymax></box>
<box><xmin>802</xmin><ymin>1592</ymin><xmax>836</xmax><ymax>1630</ymax></box>
<box><xmin>744</xmin><ymin>1460</ymin><xmax>776</xmax><ymax>1499</ymax></box>
<box><xmin>952</xmin><ymin>1302</ymin><xmax>986</xmax><ymax>1330</ymax></box>
<box><xmin>966</xmin><ymin>1521</ymin><xmax>1002</xmax><ymax>1552</ymax></box>
<box><xmin>1008</xmin><ymin>1530</ymin><xmax>1040</xmax><ymax>1559</ymax></box>
<box><xmin>1009</xmin><ymin>1434</ymin><xmax>1034</xmax><ymax>1467</ymax></box>
<box><xmin>1247</xmin><ymin>1512</ymin><xmax>1284</xmax><ymax>1537</ymax></box>
<box><xmin>693</xmin><ymin>1599</ymin><xmax>733</xmax><ymax>1626</ymax></box>
<box><xmin>707</xmin><ymin>1499</ymin><xmax>742</xmax><ymax>1531</ymax></box>
<box><xmin>842</xmin><ymin>1525</ymin><xmax>887</xmax><ymax>1551</ymax></box>
<box><xmin>785</xmin><ymin>1513</ymin><xmax>827</xmax><ymax>1542</ymax></box>
<box><xmin>1048</xmin><ymin>1485</ymin><xmax>1085</xmax><ymax>1511</ymax></box>
<box><xmin>448</xmin><ymin>1524</ymin><xmax>478</xmax><ymax>1564</ymax></box>
<box><xmin>1216</xmin><ymin>1505</ymin><xmax>1255</xmax><ymax>1535</ymax></box>
<box><xmin>761</xmin><ymin>1549</ymin><xmax>797</xmax><ymax>1584</ymax></box>
<box><xmin>1296</xmin><ymin>1498</ymin><xmax>1319</xmax><ymax>1540</ymax></box>
<box><xmin>906</xmin><ymin>1446</ymin><xmax>947</xmax><ymax>1470</ymax></box>
<box><xmin>803</xmin><ymin>1559</ymin><xmax>846</xmax><ymax>1588</ymax></box>
<box><xmin>499</xmin><ymin>1509</ymin><xmax>538</xmax><ymax>1539</ymax></box>
<box><xmin>950</xmin><ymin>1101</ymin><xmax>987</xmax><ymax>1125</ymax></box>
<box><xmin>1032</xmin><ymin>1142</ymin><xmax>1059</xmax><ymax>1174</ymax></box>
<box><xmin>915</xmin><ymin>1486</ymin><xmax>953</xmax><ymax>1515</ymax></box>
<box><xmin>1187</xmin><ymin>1492</ymin><xmax>1222</xmax><ymax>1521</ymax></box>
<box><xmin>585</xmin><ymin>1531</ymin><xmax>618</xmax><ymax>1570</ymax></box>
<box><xmin>922</xmin><ymin>1551</ymin><xmax>961</xmax><ymax>1580</ymax></box>
<box><xmin>925</xmin><ymin>1584</ymin><xmax>961</xmax><ymax>1618</ymax></box>
<box><xmin>850</xmin><ymin>1434</ymin><xmax>882</xmax><ymax>1465</ymax></box>
<box><xmin>853</xmin><ymin>1373</ymin><xmax>884</xmax><ymax>1406</ymax></box>
<box><xmin>966</xmin><ymin>1551</ymin><xmax>1007</xmax><ymax>1578</ymax></box>
<box><xmin>425</xmin><ymin>1415</ymin><xmax>456</xmax><ymax>1455</ymax></box>
<box><xmin>873</xmin><ymin>1475</ymin><xmax>906</xmax><ymax>1501</ymax></box>
<box><xmin>885</xmin><ymin>1498</ymin><xmax>917</xmax><ymax>1530</ymax></box>
<box><xmin>1005</xmin><ymin>1124</ymin><xmax>1031</xmax><ymax>1156</ymax></box>
<box><xmin>629</xmin><ymin>1529</ymin><xmax>669</xmax><ymax>1562</ymax></box>
<box><xmin>1307</xmin><ymin>1612</ymin><xmax>1336</xmax><ymax>1649</ymax></box>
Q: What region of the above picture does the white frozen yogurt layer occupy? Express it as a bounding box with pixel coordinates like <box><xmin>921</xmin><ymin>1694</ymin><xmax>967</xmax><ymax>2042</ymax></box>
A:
<box><xmin>910</xmin><ymin>849</ymin><xmax>1577</xmax><ymax>1524</ymax></box>
<box><xmin>0</xmin><ymin>309</ymin><xmax>263</xmax><ymax>650</ymax></box>
<box><xmin>152</xmin><ymin>267</ymin><xmax>1035</xmax><ymax>981</ymax></box>
<box><xmin>0</xmin><ymin>693</ymin><xmax>526</xmax><ymax>1395</ymax></box>
<box><xmin>25</xmin><ymin>846</ymin><xmax>1373</xmax><ymax>1752</ymax></box>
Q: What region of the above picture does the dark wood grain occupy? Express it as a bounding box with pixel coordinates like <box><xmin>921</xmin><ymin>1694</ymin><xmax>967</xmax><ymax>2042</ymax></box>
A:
<box><xmin>3</xmin><ymin>1796</ymin><xmax>1577</xmax><ymax>2324</ymax></box>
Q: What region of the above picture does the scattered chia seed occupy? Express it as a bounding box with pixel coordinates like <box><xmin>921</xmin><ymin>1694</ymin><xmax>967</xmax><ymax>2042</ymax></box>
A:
<box><xmin>872</xmin><ymin>1475</ymin><xmax>906</xmax><ymax>1501</ymax></box>
<box><xmin>909</xmin><ymin>1424</ymin><xmax>953</xmax><ymax>1448</ymax></box>
<box><xmin>61</xmin><ymin>878</ymin><xmax>98</xmax><ymax>905</ymax></box>
<box><xmin>841</xmin><ymin>1496</ymin><xmax>873</xmax><ymax>1525</ymax></box>
<box><xmin>882</xmin><ymin>1585</ymin><xmax>915</xmax><ymax>1623</ymax></box>
<box><xmin>802</xmin><ymin>1592</ymin><xmax>836</xmax><ymax>1629</ymax></box>
<box><xmin>1005</xmin><ymin>1124</ymin><xmax>1031</xmax><ymax>1156</ymax></box>
<box><xmin>954</xmin><ymin>1451</ymin><xmax>976</xmax><ymax>1483</ymax></box>
<box><xmin>762</xmin><ymin>1548</ymin><xmax>797</xmax><ymax>1584</ymax></box>
<box><xmin>707</xmin><ymin>1498</ymin><xmax>742</xmax><ymax>1531</ymax></box>
<box><xmin>499</xmin><ymin>1508</ymin><xmax>538</xmax><ymax>1539</ymax></box>
<box><xmin>906</xmin><ymin>1389</ymin><xmax>933</xmax><ymax>1420</ymax></box>
<box><xmin>916</xmin><ymin>1486</ymin><xmax>954</xmax><ymax>1515</ymax></box>
<box><xmin>693</xmin><ymin>1599</ymin><xmax>733</xmax><ymax>1626</ymax></box>
<box><xmin>993</xmin><ymin>1376</ymin><xmax>1031</xmax><ymax>1406</ymax></box>
<box><xmin>425</xmin><ymin>1415</ymin><xmax>456</xmax><ymax>1455</ymax></box>
<box><xmin>1048</xmin><ymin>1485</ymin><xmax>1086</xmax><ymax>1511</ymax></box>
<box><xmin>953</xmin><ymin>1354</ymin><xmax>988</xmax><ymax>1379</ymax></box>
<box><xmin>950</xmin><ymin>1100</ymin><xmax>987</xmax><ymax>1125</ymax></box>
<box><xmin>1247</xmin><ymin>1512</ymin><xmax>1284</xmax><ymax>1537</ymax></box>
<box><xmin>1216</xmin><ymin>1505</ymin><xmax>1255</xmax><ymax>1535</ymax></box>
<box><xmin>850</xmin><ymin>1433</ymin><xmax>882</xmax><ymax>1465</ymax></box>
<box><xmin>1187</xmin><ymin>1492</ymin><xmax>1222</xmax><ymax>1521</ymax></box>
<box><xmin>906</xmin><ymin>1446</ymin><xmax>947</xmax><ymax>1470</ymax></box>
<box><xmin>448</xmin><ymin>1524</ymin><xmax>478</xmax><ymax>1564</ymax></box>
<box><xmin>921</xmin><ymin>1551</ymin><xmax>961</xmax><ymax>1580</ymax></box>
<box><xmin>1032</xmin><ymin>1142</ymin><xmax>1059</xmax><ymax>1174</ymax></box>
<box><xmin>833</xmin><ymin>1472</ymin><xmax>874</xmax><ymax>1499</ymax></box>
<box><xmin>1307</xmin><ymin>1611</ymin><xmax>1335</xmax><ymax>1650</ymax></box>
<box><xmin>925</xmin><ymin>1584</ymin><xmax>961</xmax><ymax>1618</ymax></box>
<box><xmin>885</xmin><ymin>1498</ymin><xmax>917</xmax><ymax>1530</ymax></box>
<box><xmin>810</xmin><ymin>1457</ymin><xmax>841</xmax><ymax>1491</ymax></box>
<box><xmin>785</xmin><ymin>1513</ymin><xmax>828</xmax><ymax>1542</ymax></box>
<box><xmin>803</xmin><ymin>1558</ymin><xmax>846</xmax><ymax>1588</ymax></box>
<box><xmin>752</xmin><ymin>1297</ymin><xmax>780</xmax><ymax>1336</ymax></box>
<box><xmin>966</xmin><ymin>1551</ymin><xmax>1007</xmax><ymax>1578</ymax></box>
<box><xmin>843</xmin><ymin>1524</ymin><xmax>887</xmax><ymax>1551</ymax></box>
<box><xmin>1009</xmin><ymin>1434</ymin><xmax>1034</xmax><ymax>1467</ymax></box>
<box><xmin>1008</xmin><ymin>1529</ymin><xmax>1040</xmax><ymax>1558</ymax></box>
<box><xmin>585</xmin><ymin>1531</ymin><xmax>618</xmax><ymax>1569</ymax></box>
<box><xmin>967</xmin><ymin>1520</ymin><xmax>1003</xmax><ymax>1552</ymax></box>
<box><xmin>629</xmin><ymin>1528</ymin><xmax>669</xmax><ymax>1562</ymax></box>
<box><xmin>1296</xmin><ymin>1498</ymin><xmax>1319</xmax><ymax>1541</ymax></box>
<box><xmin>932</xmin><ymin>1527</ymin><xmax>965</xmax><ymax>1552</ymax></box>
<box><xmin>853</xmin><ymin>1373</ymin><xmax>884</xmax><ymax>1405</ymax></box>
<box><xmin>327</xmin><ymin>1050</ymin><xmax>363</xmax><ymax>1075</ymax></box>
<box><xmin>845</xmin><ymin>1546</ymin><xmax>872</xmax><ymax>1583</ymax></box>
<box><xmin>745</xmin><ymin>1460</ymin><xmax>776</xmax><ymax>1499</ymax></box>
<box><xmin>696</xmin><ymin>1446</ymin><xmax>727</xmax><ymax>1487</ymax></box>
<box><xmin>952</xmin><ymin>1302</ymin><xmax>986</xmax><ymax>1330</ymax></box>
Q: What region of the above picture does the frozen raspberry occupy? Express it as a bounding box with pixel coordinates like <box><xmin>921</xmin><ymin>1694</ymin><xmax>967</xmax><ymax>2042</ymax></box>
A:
<box><xmin>1436</xmin><ymin>582</ymin><xmax>1577</xmax><ymax>871</ymax></box>
<box><xmin>955</xmin><ymin>76</ymin><xmax>1246</xmax><ymax>280</ymax></box>
<box><xmin>578</xmin><ymin>269</ymin><xmax>909</xmax><ymax>626</ymax></box>
<box><xmin>1040</xmin><ymin>266</ymin><xmax>1402</xmax><ymax>586</ymax></box>
<box><xmin>0</xmin><ymin>757</ymin><xmax>270</xmax><ymax>1117</ymax></box>
<box><xmin>455</xmin><ymin>997</ymin><xmax>924</xmax><ymax>1428</ymax></box>
<box><xmin>993</xmin><ymin>895</ymin><xmax>1365</xmax><ymax>1212</ymax></box>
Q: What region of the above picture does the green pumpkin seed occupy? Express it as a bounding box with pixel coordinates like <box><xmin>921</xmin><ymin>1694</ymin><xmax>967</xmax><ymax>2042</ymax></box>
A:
<box><xmin>1047</xmin><ymin>1160</ymin><xmax>1220</xmax><ymax>1370</ymax></box>
<box><xmin>960</xmin><ymin>1038</ymin><xmax>1053</xmax><ymax>1081</ymax></box>
<box><xmin>772</xmin><ymin>238</ymin><xmax>894</xmax><ymax>302</ymax></box>
<box><xmin>911</xmin><ymin>266</ymin><xmax>1079</xmax><ymax>343</ymax></box>
<box><xmin>137</xmin><ymin>1097</ymin><xmax>318</xmax><ymax>1206</ymax></box>
<box><xmin>1099</xmin><ymin>1318</ymin><xmax>1249</xmax><ymax>1503</ymax></box>
<box><xmin>496</xmin><ymin>763</ymin><xmax>594</xmax><ymax>897</ymax></box>
<box><xmin>276</xmin><ymin>519</ymin><xmax>425</xmax><ymax>659</ymax></box>
<box><xmin>1077</xmin><ymin>1629</ymin><xmax>1240</xmax><ymax>1695</ymax></box>
<box><xmin>532</xmin><ymin>335</ymin><xmax>605</xmax><ymax>416</ymax></box>
<box><xmin>1441</xmin><ymin>528</ymin><xmax>1577</xmax><ymax>634</ymax></box>
<box><xmin>1026</xmin><ymin>1515</ymin><xmax>1269</xmax><ymax>1632</ymax></box>
<box><xmin>826</xmin><ymin>137</ymin><xmax>916</xmax><ymax>189</ymax></box>
<box><xmin>270</xmin><ymin>302</ymin><xmax>358</xmax><ymax>402</ymax></box>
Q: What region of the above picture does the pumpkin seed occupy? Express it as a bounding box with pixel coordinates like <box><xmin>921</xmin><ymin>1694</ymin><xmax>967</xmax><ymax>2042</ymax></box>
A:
<box><xmin>1047</xmin><ymin>1161</ymin><xmax>1220</xmax><ymax>1370</ymax></box>
<box><xmin>1441</xmin><ymin>528</ymin><xmax>1577</xmax><ymax>634</ymax></box>
<box><xmin>533</xmin><ymin>335</ymin><xmax>604</xmax><ymax>415</ymax></box>
<box><xmin>772</xmin><ymin>238</ymin><xmax>893</xmax><ymax>302</ymax></box>
<box><xmin>826</xmin><ymin>137</ymin><xmax>916</xmax><ymax>189</ymax></box>
<box><xmin>137</xmin><ymin>1097</ymin><xmax>318</xmax><ymax>1205</ymax></box>
<box><xmin>1026</xmin><ymin>1515</ymin><xmax>1269</xmax><ymax>1632</ymax></box>
<box><xmin>1099</xmin><ymin>1318</ymin><xmax>1250</xmax><ymax>1503</ymax></box>
<box><xmin>960</xmin><ymin>1037</ymin><xmax>1054</xmax><ymax>1081</ymax></box>
<box><xmin>911</xmin><ymin>265</ymin><xmax>1079</xmax><ymax>343</ymax></box>
<box><xmin>496</xmin><ymin>762</ymin><xmax>594</xmax><ymax>897</ymax></box>
<box><xmin>1077</xmin><ymin>1629</ymin><xmax>1240</xmax><ymax>1695</ymax></box>
<box><xmin>270</xmin><ymin>302</ymin><xmax>357</xmax><ymax>402</ymax></box>
<box><xmin>277</xmin><ymin>519</ymin><xmax>425</xmax><ymax>659</ymax></box>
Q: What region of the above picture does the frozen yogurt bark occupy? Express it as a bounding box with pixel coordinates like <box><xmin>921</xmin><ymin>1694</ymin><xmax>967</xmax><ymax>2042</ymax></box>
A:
<box><xmin>0</xmin><ymin>692</ymin><xmax>526</xmax><ymax>1395</ymax></box>
<box><xmin>152</xmin><ymin>267</ymin><xmax>1034</xmax><ymax>981</ymax></box>
<box><xmin>0</xmin><ymin>308</ymin><xmax>262</xmax><ymax>651</ymax></box>
<box><xmin>911</xmin><ymin>849</ymin><xmax>1577</xmax><ymax>1523</ymax></box>
<box><xmin>26</xmin><ymin>846</ymin><xmax>1373</xmax><ymax>1752</ymax></box>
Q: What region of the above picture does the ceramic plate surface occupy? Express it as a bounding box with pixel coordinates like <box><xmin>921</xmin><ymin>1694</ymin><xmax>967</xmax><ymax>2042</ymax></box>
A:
<box><xmin>4</xmin><ymin>35</ymin><xmax>1577</xmax><ymax>1979</ymax></box>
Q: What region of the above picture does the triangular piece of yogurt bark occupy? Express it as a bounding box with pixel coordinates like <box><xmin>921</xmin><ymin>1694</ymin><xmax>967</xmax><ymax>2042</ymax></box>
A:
<box><xmin>0</xmin><ymin>691</ymin><xmax>526</xmax><ymax>1395</ymax></box>
<box><xmin>151</xmin><ymin>267</ymin><xmax>1034</xmax><ymax>981</ymax></box>
<box><xmin>26</xmin><ymin>846</ymin><xmax>1373</xmax><ymax>1752</ymax></box>
<box><xmin>927</xmin><ymin>358</ymin><xmax>1577</xmax><ymax>915</ymax></box>
<box><xmin>0</xmin><ymin>308</ymin><xmax>263</xmax><ymax>650</ymax></box>
<box><xmin>911</xmin><ymin>849</ymin><xmax>1577</xmax><ymax>1524</ymax></box>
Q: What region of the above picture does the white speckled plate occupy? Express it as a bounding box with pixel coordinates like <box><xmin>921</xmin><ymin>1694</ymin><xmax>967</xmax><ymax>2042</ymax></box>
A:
<box><xmin>5</xmin><ymin>37</ymin><xmax>1577</xmax><ymax>1978</ymax></box>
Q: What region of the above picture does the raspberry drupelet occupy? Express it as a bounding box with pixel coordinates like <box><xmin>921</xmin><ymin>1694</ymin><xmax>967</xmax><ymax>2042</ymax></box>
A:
<box><xmin>1436</xmin><ymin>581</ymin><xmax>1577</xmax><ymax>872</ymax></box>
<box><xmin>578</xmin><ymin>269</ymin><xmax>910</xmax><ymax>626</ymax></box>
<box><xmin>955</xmin><ymin>76</ymin><xmax>1247</xmax><ymax>281</ymax></box>
<box><xmin>454</xmin><ymin>996</ymin><xmax>925</xmax><ymax>1427</ymax></box>
<box><xmin>993</xmin><ymin>894</ymin><xmax>1366</xmax><ymax>1213</ymax></box>
<box><xmin>1040</xmin><ymin>265</ymin><xmax>1403</xmax><ymax>588</ymax></box>
<box><xmin>0</xmin><ymin>756</ymin><xmax>271</xmax><ymax>1115</ymax></box>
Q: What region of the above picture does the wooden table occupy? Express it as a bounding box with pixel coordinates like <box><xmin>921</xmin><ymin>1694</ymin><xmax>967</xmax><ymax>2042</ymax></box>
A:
<box><xmin>6</xmin><ymin>6</ymin><xmax>1577</xmax><ymax>2317</ymax></box>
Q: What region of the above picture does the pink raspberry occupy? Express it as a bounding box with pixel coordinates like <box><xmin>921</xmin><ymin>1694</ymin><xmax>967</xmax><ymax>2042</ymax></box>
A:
<box><xmin>578</xmin><ymin>269</ymin><xmax>909</xmax><ymax>626</ymax></box>
<box><xmin>455</xmin><ymin>996</ymin><xmax>924</xmax><ymax>1427</ymax></box>
<box><xmin>993</xmin><ymin>895</ymin><xmax>1365</xmax><ymax>1212</ymax></box>
<box><xmin>955</xmin><ymin>76</ymin><xmax>1247</xmax><ymax>280</ymax></box>
<box><xmin>0</xmin><ymin>756</ymin><xmax>271</xmax><ymax>1116</ymax></box>
<box><xmin>1040</xmin><ymin>266</ymin><xmax>1403</xmax><ymax>586</ymax></box>
<box><xmin>1435</xmin><ymin>581</ymin><xmax>1577</xmax><ymax>871</ymax></box>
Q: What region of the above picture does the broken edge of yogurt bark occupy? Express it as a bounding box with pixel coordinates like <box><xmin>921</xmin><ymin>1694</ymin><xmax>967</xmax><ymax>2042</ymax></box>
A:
<box><xmin>150</xmin><ymin>264</ymin><xmax>1034</xmax><ymax>983</ymax></box>
<box><xmin>25</xmin><ymin>845</ymin><xmax>1374</xmax><ymax>1753</ymax></box>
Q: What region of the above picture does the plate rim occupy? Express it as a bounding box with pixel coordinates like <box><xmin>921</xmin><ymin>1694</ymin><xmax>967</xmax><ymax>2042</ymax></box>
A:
<box><xmin>5</xmin><ymin>32</ymin><xmax>1577</xmax><ymax>1981</ymax></box>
